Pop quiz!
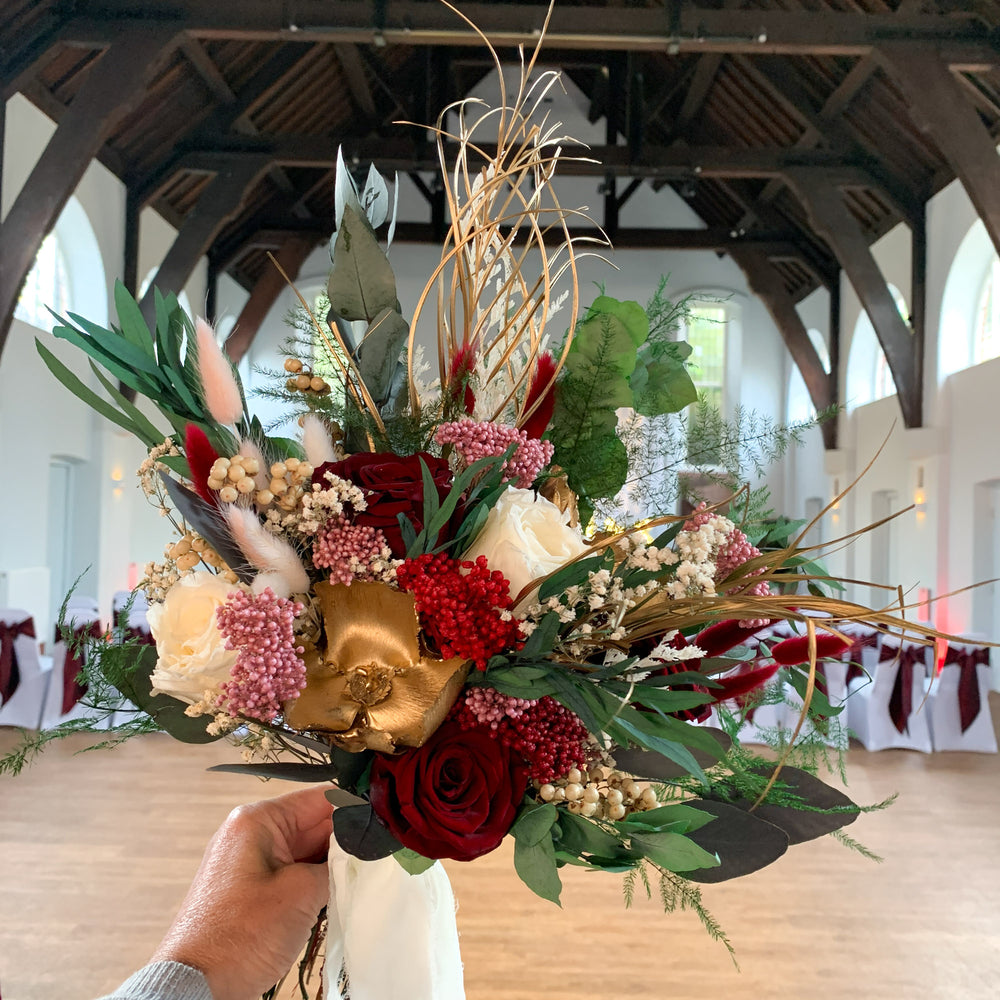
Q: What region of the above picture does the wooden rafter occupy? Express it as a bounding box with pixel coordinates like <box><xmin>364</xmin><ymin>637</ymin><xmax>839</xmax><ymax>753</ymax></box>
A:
<box><xmin>139</xmin><ymin>157</ymin><xmax>271</xmax><ymax>327</ymax></box>
<box><xmin>334</xmin><ymin>43</ymin><xmax>377</xmax><ymax>123</ymax></box>
<box><xmin>785</xmin><ymin>167</ymin><xmax>921</xmax><ymax>428</ymax></box>
<box><xmin>224</xmin><ymin>236</ymin><xmax>318</xmax><ymax>363</ymax></box>
<box><xmin>743</xmin><ymin>53</ymin><xmax>880</xmax><ymax>220</ymax></box>
<box><xmin>133</xmin><ymin>43</ymin><xmax>309</xmax><ymax>206</ymax></box>
<box><xmin>0</xmin><ymin>27</ymin><xmax>181</xmax><ymax>360</ymax></box>
<box><xmin>878</xmin><ymin>43</ymin><xmax>1000</xmax><ymax>263</ymax></box>
<box><xmin>732</xmin><ymin>247</ymin><xmax>837</xmax><ymax>449</ymax></box>
<box><xmin>66</xmin><ymin>3</ymin><xmax>998</xmax><ymax>63</ymax></box>
<box><xmin>671</xmin><ymin>54</ymin><xmax>724</xmax><ymax>140</ymax></box>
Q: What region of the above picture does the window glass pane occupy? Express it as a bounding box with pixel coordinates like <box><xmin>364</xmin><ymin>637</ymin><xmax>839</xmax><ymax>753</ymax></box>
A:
<box><xmin>974</xmin><ymin>258</ymin><xmax>1000</xmax><ymax>364</ymax></box>
<box><xmin>684</xmin><ymin>304</ymin><xmax>726</xmax><ymax>466</ymax></box>
<box><xmin>15</xmin><ymin>233</ymin><xmax>70</xmax><ymax>329</ymax></box>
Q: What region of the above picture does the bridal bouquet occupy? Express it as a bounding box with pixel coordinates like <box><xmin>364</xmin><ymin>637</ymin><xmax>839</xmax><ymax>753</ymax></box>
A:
<box><xmin>16</xmin><ymin>6</ymin><xmax>936</xmax><ymax>995</ymax></box>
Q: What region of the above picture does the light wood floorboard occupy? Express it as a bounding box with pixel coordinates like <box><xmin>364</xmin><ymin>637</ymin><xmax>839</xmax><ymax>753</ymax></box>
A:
<box><xmin>2</xmin><ymin>700</ymin><xmax>1000</xmax><ymax>1000</ymax></box>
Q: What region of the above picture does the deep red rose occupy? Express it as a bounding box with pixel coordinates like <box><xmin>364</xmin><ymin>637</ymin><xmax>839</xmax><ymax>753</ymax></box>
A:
<box><xmin>312</xmin><ymin>451</ymin><xmax>452</xmax><ymax>557</ymax></box>
<box><xmin>369</xmin><ymin>720</ymin><xmax>529</xmax><ymax>862</ymax></box>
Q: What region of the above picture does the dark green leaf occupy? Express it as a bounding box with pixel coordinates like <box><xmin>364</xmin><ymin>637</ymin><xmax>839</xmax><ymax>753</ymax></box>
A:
<box><xmin>514</xmin><ymin>835</ymin><xmax>562</xmax><ymax>905</ymax></box>
<box><xmin>728</xmin><ymin>766</ymin><xmax>859</xmax><ymax>843</ymax></box>
<box><xmin>629</xmin><ymin>830</ymin><xmax>720</xmax><ymax>873</ymax></box>
<box><xmin>208</xmin><ymin>762</ymin><xmax>341</xmax><ymax>782</ymax></box>
<box><xmin>609</xmin><ymin>711</ymin><xmax>706</xmax><ymax>783</ymax></box>
<box><xmin>113</xmin><ymin>280</ymin><xmax>154</xmax><ymax>353</ymax></box>
<box><xmin>538</xmin><ymin>552</ymin><xmax>609</xmax><ymax>602</ymax></box>
<box><xmin>511</xmin><ymin>801</ymin><xmax>558</xmax><ymax>847</ymax></box>
<box><xmin>394</xmin><ymin>848</ymin><xmax>436</xmax><ymax>875</ymax></box>
<box><xmin>325</xmin><ymin>786</ymin><xmax>369</xmax><ymax>808</ymax></box>
<box><xmin>116</xmin><ymin>645</ymin><xmax>221</xmax><ymax>744</ymax></box>
<box><xmin>333</xmin><ymin>803</ymin><xmax>402</xmax><ymax>860</ymax></box>
<box><xmin>88</xmin><ymin>361</ymin><xmax>166</xmax><ymax>448</ymax></box>
<box><xmin>357</xmin><ymin>307</ymin><xmax>408</xmax><ymax>407</ymax></box>
<box><xmin>555</xmin><ymin>811</ymin><xmax>626</xmax><ymax>858</ymax></box>
<box><xmin>328</xmin><ymin>204</ymin><xmax>399</xmax><ymax>322</ymax></box>
<box><xmin>681</xmin><ymin>800</ymin><xmax>789</xmax><ymax>884</ymax></box>
<box><xmin>615</xmin><ymin>803</ymin><xmax>715</xmax><ymax>834</ymax></box>
<box><xmin>519</xmin><ymin>612</ymin><xmax>562</xmax><ymax>658</ymax></box>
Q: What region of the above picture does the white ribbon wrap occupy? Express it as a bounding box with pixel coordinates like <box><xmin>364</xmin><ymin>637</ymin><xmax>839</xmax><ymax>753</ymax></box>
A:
<box><xmin>324</xmin><ymin>836</ymin><xmax>466</xmax><ymax>1000</ymax></box>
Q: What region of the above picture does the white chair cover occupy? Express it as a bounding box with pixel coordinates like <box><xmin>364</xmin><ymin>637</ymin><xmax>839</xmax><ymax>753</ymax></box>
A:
<box><xmin>847</xmin><ymin>643</ymin><xmax>932</xmax><ymax>752</ymax></box>
<box><xmin>926</xmin><ymin>641</ymin><xmax>997</xmax><ymax>753</ymax></box>
<box><xmin>40</xmin><ymin>609</ymin><xmax>111</xmax><ymax>730</ymax></box>
<box><xmin>0</xmin><ymin>608</ymin><xmax>52</xmax><ymax>730</ymax></box>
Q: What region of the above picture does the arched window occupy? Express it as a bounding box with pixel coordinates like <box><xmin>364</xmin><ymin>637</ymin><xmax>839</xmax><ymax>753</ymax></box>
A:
<box><xmin>14</xmin><ymin>197</ymin><xmax>107</xmax><ymax>331</ymax></box>
<box><xmin>846</xmin><ymin>285</ymin><xmax>906</xmax><ymax>409</ymax></box>
<box><xmin>973</xmin><ymin>256</ymin><xmax>1000</xmax><ymax>364</ymax></box>
<box><xmin>939</xmin><ymin>219</ymin><xmax>999</xmax><ymax>379</ymax></box>
<box><xmin>16</xmin><ymin>233</ymin><xmax>70</xmax><ymax>328</ymax></box>
<box><xmin>683</xmin><ymin>298</ymin><xmax>734</xmax><ymax>466</ymax></box>
<box><xmin>786</xmin><ymin>328</ymin><xmax>830</xmax><ymax>423</ymax></box>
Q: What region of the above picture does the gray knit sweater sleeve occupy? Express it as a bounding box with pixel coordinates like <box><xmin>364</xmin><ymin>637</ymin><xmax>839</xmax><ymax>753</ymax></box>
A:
<box><xmin>96</xmin><ymin>961</ymin><xmax>213</xmax><ymax>1000</ymax></box>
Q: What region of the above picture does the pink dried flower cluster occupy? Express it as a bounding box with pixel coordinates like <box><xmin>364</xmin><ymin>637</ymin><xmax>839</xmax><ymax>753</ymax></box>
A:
<box><xmin>215</xmin><ymin>588</ymin><xmax>306</xmax><ymax>721</ymax></box>
<box><xmin>453</xmin><ymin>686</ymin><xmax>589</xmax><ymax>782</ymax></box>
<box><xmin>684</xmin><ymin>504</ymin><xmax>770</xmax><ymax>626</ymax></box>
<box><xmin>435</xmin><ymin>419</ymin><xmax>554</xmax><ymax>489</ymax></box>
<box><xmin>312</xmin><ymin>515</ymin><xmax>393</xmax><ymax>586</ymax></box>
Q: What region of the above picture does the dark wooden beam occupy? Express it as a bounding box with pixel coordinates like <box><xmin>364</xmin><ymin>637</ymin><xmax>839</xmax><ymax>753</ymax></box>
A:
<box><xmin>0</xmin><ymin>15</ymin><xmax>114</xmax><ymax>101</ymax></box>
<box><xmin>171</xmin><ymin>138</ymin><xmax>879</xmax><ymax>183</ymax></box>
<box><xmin>334</xmin><ymin>43</ymin><xmax>377</xmax><ymax>123</ymax></box>
<box><xmin>123</xmin><ymin>187</ymin><xmax>140</xmax><ymax>297</ymax></box>
<box><xmin>139</xmin><ymin>157</ymin><xmax>270</xmax><ymax>328</ymax></box>
<box><xmin>744</xmin><ymin>54</ymin><xmax>880</xmax><ymax>218</ymax></box>
<box><xmin>132</xmin><ymin>43</ymin><xmax>309</xmax><ymax>206</ymax></box>
<box><xmin>785</xmin><ymin>168</ymin><xmax>921</xmax><ymax>428</ymax></box>
<box><xmin>732</xmin><ymin>248</ymin><xmax>837</xmax><ymax>449</ymax></box>
<box><xmin>224</xmin><ymin>236</ymin><xmax>318</xmax><ymax>363</ymax></box>
<box><xmin>180</xmin><ymin>36</ymin><xmax>236</xmax><ymax>103</ymax></box>
<box><xmin>738</xmin><ymin>55</ymin><xmax>922</xmax><ymax>225</ymax></box>
<box><xmin>911</xmin><ymin>205</ymin><xmax>927</xmax><ymax>407</ymax></box>
<box><xmin>670</xmin><ymin>54</ymin><xmax>723</xmax><ymax>139</ymax></box>
<box><xmin>878</xmin><ymin>43</ymin><xmax>1000</xmax><ymax>262</ymax></box>
<box><xmin>0</xmin><ymin>28</ymin><xmax>180</xmax><ymax>361</ymax></box>
<box><xmin>71</xmin><ymin>3</ymin><xmax>997</xmax><ymax>62</ymax></box>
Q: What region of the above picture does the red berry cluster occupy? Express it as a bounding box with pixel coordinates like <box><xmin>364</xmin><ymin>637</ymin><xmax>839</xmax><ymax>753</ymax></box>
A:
<box><xmin>452</xmin><ymin>688</ymin><xmax>590</xmax><ymax>783</ymax></box>
<box><xmin>396</xmin><ymin>553</ymin><xmax>523</xmax><ymax>668</ymax></box>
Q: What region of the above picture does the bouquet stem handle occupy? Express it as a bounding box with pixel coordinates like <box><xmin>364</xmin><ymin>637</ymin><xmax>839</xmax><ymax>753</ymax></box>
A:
<box><xmin>324</xmin><ymin>837</ymin><xmax>465</xmax><ymax>1000</ymax></box>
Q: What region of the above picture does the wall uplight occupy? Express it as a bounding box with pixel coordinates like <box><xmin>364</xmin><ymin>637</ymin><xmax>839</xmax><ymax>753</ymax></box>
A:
<box><xmin>914</xmin><ymin>465</ymin><xmax>927</xmax><ymax>522</ymax></box>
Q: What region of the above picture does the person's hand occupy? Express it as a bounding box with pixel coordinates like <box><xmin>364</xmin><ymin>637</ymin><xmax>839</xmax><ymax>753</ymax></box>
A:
<box><xmin>152</xmin><ymin>786</ymin><xmax>333</xmax><ymax>1000</ymax></box>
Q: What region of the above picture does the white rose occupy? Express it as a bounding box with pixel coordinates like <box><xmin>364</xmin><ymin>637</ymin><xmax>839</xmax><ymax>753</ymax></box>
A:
<box><xmin>463</xmin><ymin>487</ymin><xmax>589</xmax><ymax>606</ymax></box>
<box><xmin>146</xmin><ymin>571</ymin><xmax>240</xmax><ymax>704</ymax></box>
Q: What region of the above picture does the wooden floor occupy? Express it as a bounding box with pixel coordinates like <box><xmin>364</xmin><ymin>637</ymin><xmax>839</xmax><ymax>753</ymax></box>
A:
<box><xmin>3</xmin><ymin>701</ymin><xmax>1000</xmax><ymax>1000</ymax></box>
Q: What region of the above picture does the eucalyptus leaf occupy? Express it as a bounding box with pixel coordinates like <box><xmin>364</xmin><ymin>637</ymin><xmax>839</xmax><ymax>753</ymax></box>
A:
<box><xmin>514</xmin><ymin>835</ymin><xmax>562</xmax><ymax>905</ymax></box>
<box><xmin>333</xmin><ymin>803</ymin><xmax>402</xmax><ymax>861</ymax></box>
<box><xmin>511</xmin><ymin>801</ymin><xmax>558</xmax><ymax>847</ymax></box>
<box><xmin>728</xmin><ymin>766</ymin><xmax>860</xmax><ymax>843</ymax></box>
<box><xmin>328</xmin><ymin>204</ymin><xmax>399</xmax><ymax>322</ymax></box>
<box><xmin>681</xmin><ymin>800</ymin><xmax>789</xmax><ymax>883</ymax></box>
<box><xmin>394</xmin><ymin>848</ymin><xmax>436</xmax><ymax>876</ymax></box>
<box><xmin>208</xmin><ymin>762</ymin><xmax>341</xmax><ymax>782</ymax></box>
<box><xmin>325</xmin><ymin>786</ymin><xmax>369</xmax><ymax>808</ymax></box>
<box><xmin>357</xmin><ymin>308</ymin><xmax>409</xmax><ymax>407</ymax></box>
<box><xmin>116</xmin><ymin>645</ymin><xmax>220</xmax><ymax>744</ymax></box>
<box><xmin>613</xmin><ymin>726</ymin><xmax>732</xmax><ymax>781</ymax></box>
<box><xmin>556</xmin><ymin>810</ymin><xmax>626</xmax><ymax>859</ymax></box>
<box><xmin>629</xmin><ymin>830</ymin><xmax>720</xmax><ymax>874</ymax></box>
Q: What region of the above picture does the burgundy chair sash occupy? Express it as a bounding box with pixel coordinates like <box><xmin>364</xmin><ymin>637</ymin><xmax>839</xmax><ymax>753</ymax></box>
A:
<box><xmin>0</xmin><ymin>617</ymin><xmax>36</xmax><ymax>702</ymax></box>
<box><xmin>123</xmin><ymin>625</ymin><xmax>156</xmax><ymax>647</ymax></box>
<box><xmin>845</xmin><ymin>631</ymin><xmax>880</xmax><ymax>684</ymax></box>
<box><xmin>942</xmin><ymin>644</ymin><xmax>990</xmax><ymax>732</ymax></box>
<box><xmin>881</xmin><ymin>643</ymin><xmax>922</xmax><ymax>734</ymax></box>
<box><xmin>58</xmin><ymin>620</ymin><xmax>103</xmax><ymax>714</ymax></box>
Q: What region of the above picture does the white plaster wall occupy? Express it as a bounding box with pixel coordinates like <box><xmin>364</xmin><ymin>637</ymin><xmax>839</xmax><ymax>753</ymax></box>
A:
<box><xmin>1</xmin><ymin>95</ymin><xmax>211</xmax><ymax>633</ymax></box>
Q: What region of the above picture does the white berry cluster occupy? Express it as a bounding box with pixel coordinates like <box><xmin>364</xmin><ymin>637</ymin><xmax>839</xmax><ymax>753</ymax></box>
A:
<box><xmin>537</xmin><ymin>765</ymin><xmax>658</xmax><ymax>820</ymax></box>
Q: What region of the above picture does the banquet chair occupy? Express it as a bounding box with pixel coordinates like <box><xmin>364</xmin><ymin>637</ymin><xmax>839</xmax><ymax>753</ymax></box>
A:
<box><xmin>0</xmin><ymin>608</ymin><xmax>52</xmax><ymax>730</ymax></box>
<box><xmin>40</xmin><ymin>609</ymin><xmax>111</xmax><ymax>730</ymax></box>
<box><xmin>926</xmin><ymin>641</ymin><xmax>997</xmax><ymax>753</ymax></box>
<box><xmin>846</xmin><ymin>642</ymin><xmax>932</xmax><ymax>752</ymax></box>
<box><xmin>66</xmin><ymin>594</ymin><xmax>100</xmax><ymax>616</ymax></box>
<box><xmin>783</xmin><ymin>658</ymin><xmax>850</xmax><ymax>747</ymax></box>
<box><xmin>737</xmin><ymin>679</ymin><xmax>790</xmax><ymax>745</ymax></box>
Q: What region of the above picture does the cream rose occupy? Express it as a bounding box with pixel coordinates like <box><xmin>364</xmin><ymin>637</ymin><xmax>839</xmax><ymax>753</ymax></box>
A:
<box><xmin>463</xmin><ymin>487</ymin><xmax>589</xmax><ymax>606</ymax></box>
<box><xmin>146</xmin><ymin>571</ymin><xmax>241</xmax><ymax>704</ymax></box>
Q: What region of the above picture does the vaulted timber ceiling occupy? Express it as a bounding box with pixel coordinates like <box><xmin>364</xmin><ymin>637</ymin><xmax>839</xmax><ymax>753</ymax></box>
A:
<box><xmin>2</xmin><ymin>0</ymin><xmax>1000</xmax><ymax>447</ymax></box>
